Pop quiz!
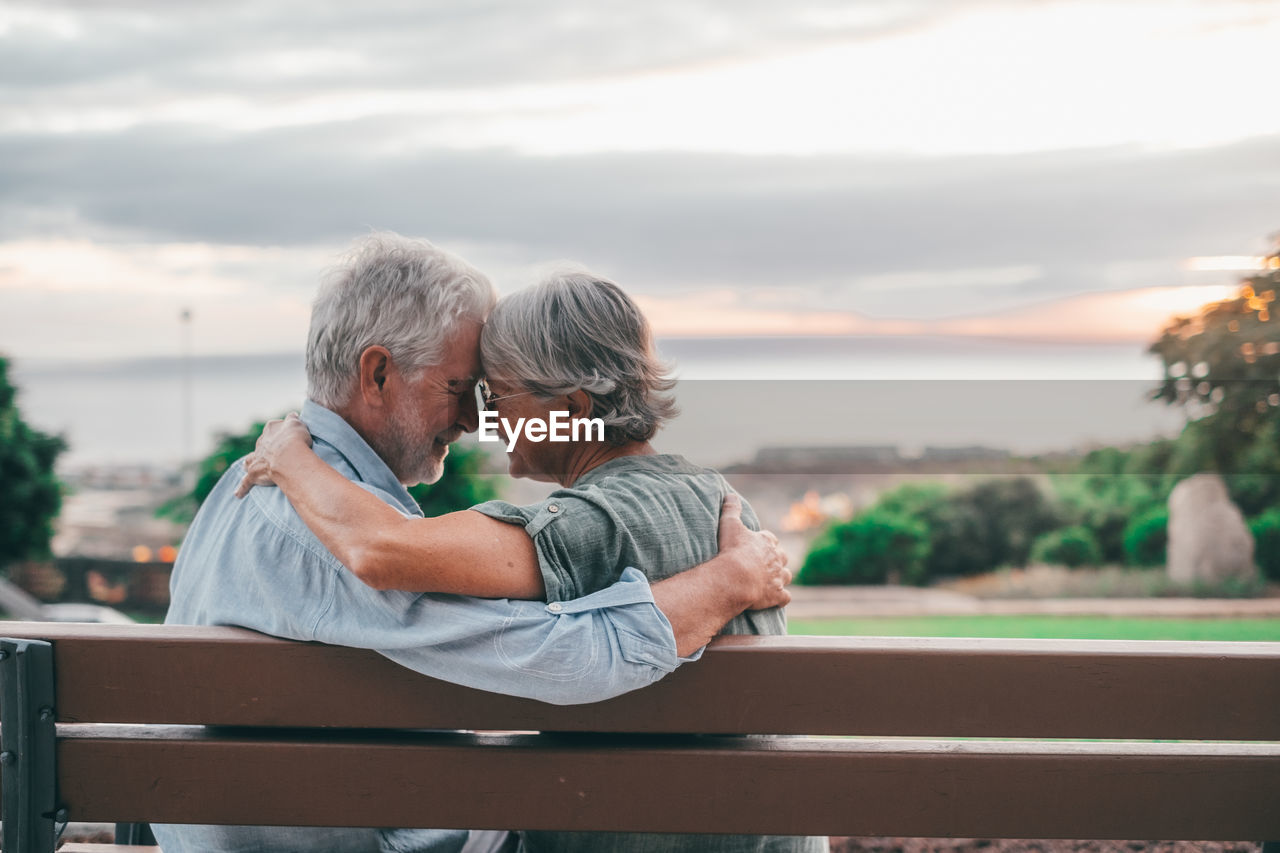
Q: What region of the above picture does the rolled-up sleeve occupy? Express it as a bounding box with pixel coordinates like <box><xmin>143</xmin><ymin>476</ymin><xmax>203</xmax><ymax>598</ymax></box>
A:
<box><xmin>313</xmin><ymin>567</ymin><xmax>689</xmax><ymax>705</ymax></box>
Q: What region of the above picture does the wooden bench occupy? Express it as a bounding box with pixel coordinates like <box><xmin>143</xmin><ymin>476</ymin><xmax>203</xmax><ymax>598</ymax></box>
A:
<box><xmin>1</xmin><ymin>622</ymin><xmax>1278</xmax><ymax>851</ymax></box>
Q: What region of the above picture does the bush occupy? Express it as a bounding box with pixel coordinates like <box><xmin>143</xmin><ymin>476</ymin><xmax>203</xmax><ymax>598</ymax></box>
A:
<box><xmin>799</xmin><ymin>510</ymin><xmax>930</xmax><ymax>586</ymax></box>
<box><xmin>870</xmin><ymin>482</ymin><xmax>983</xmax><ymax>579</ymax></box>
<box><xmin>1122</xmin><ymin>506</ymin><xmax>1168</xmax><ymax>567</ymax></box>
<box><xmin>1030</xmin><ymin>526</ymin><xmax>1102</xmax><ymax>568</ymax></box>
<box><xmin>0</xmin><ymin>356</ymin><xmax>67</xmax><ymax>568</ymax></box>
<box><xmin>958</xmin><ymin>477</ymin><xmax>1063</xmax><ymax>570</ymax></box>
<box><xmin>1050</xmin><ymin>447</ymin><xmax>1166</xmax><ymax>562</ymax></box>
<box><xmin>1249</xmin><ymin>509</ymin><xmax>1280</xmax><ymax>582</ymax></box>
<box><xmin>868</xmin><ymin>477</ymin><xmax>1063</xmax><ymax>579</ymax></box>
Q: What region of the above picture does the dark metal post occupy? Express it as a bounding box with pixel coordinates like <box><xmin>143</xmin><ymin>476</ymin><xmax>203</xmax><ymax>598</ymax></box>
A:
<box><xmin>115</xmin><ymin>821</ymin><xmax>157</xmax><ymax>845</ymax></box>
<box><xmin>0</xmin><ymin>638</ymin><xmax>58</xmax><ymax>853</ymax></box>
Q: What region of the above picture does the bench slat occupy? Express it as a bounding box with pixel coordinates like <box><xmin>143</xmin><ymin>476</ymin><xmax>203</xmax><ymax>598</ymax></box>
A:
<box><xmin>55</xmin><ymin>726</ymin><xmax>1280</xmax><ymax>839</ymax></box>
<box><xmin>2</xmin><ymin>624</ymin><xmax>1278</xmax><ymax>740</ymax></box>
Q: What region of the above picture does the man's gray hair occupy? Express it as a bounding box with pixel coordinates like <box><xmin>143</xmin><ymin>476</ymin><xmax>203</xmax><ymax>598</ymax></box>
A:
<box><xmin>481</xmin><ymin>268</ymin><xmax>677</xmax><ymax>445</ymax></box>
<box><xmin>306</xmin><ymin>233</ymin><xmax>496</xmax><ymax>408</ymax></box>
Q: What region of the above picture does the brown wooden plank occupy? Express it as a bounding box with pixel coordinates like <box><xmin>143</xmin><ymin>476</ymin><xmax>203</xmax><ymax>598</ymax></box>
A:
<box><xmin>1</xmin><ymin>623</ymin><xmax>1278</xmax><ymax>739</ymax></box>
<box><xmin>55</xmin><ymin>726</ymin><xmax>1280</xmax><ymax>839</ymax></box>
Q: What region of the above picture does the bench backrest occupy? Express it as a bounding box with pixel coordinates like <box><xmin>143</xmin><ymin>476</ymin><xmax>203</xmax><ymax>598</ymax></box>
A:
<box><xmin>2</xmin><ymin>623</ymin><xmax>1279</xmax><ymax>843</ymax></box>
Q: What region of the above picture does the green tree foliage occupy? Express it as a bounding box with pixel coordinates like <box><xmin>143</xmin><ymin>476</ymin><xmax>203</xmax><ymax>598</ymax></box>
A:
<box><xmin>1248</xmin><ymin>509</ymin><xmax>1280</xmax><ymax>582</ymax></box>
<box><xmin>875</xmin><ymin>482</ymin><xmax>990</xmax><ymax>578</ymax></box>
<box><xmin>1222</xmin><ymin>417</ymin><xmax>1280</xmax><ymax>517</ymax></box>
<box><xmin>1149</xmin><ymin>244</ymin><xmax>1280</xmax><ymax>475</ymax></box>
<box><xmin>799</xmin><ymin>510</ymin><xmax>929</xmax><ymax>585</ymax></box>
<box><xmin>1121</xmin><ymin>506</ymin><xmax>1168</xmax><ymax>567</ymax></box>
<box><xmin>1030</xmin><ymin>525</ymin><xmax>1103</xmax><ymax>568</ymax></box>
<box><xmin>0</xmin><ymin>356</ymin><xmax>67</xmax><ymax>568</ymax></box>
<box><xmin>1050</xmin><ymin>444</ymin><xmax>1169</xmax><ymax>563</ymax></box>
<box><xmin>960</xmin><ymin>478</ymin><xmax>1063</xmax><ymax>570</ymax></box>
<box><xmin>801</xmin><ymin>477</ymin><xmax>1061</xmax><ymax>585</ymax></box>
<box><xmin>162</xmin><ymin>417</ymin><xmax>499</xmax><ymax>525</ymax></box>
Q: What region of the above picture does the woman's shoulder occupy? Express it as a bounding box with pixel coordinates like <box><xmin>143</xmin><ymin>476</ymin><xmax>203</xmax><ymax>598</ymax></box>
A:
<box><xmin>573</xmin><ymin>454</ymin><xmax>758</xmax><ymax>526</ymax></box>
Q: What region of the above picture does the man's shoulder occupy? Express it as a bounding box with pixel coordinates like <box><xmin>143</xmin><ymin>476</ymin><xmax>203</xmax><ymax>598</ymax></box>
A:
<box><xmin>166</xmin><ymin>449</ymin><xmax>367</xmax><ymax>635</ymax></box>
<box><xmin>176</xmin><ymin>449</ymin><xmax>361</xmax><ymax>571</ymax></box>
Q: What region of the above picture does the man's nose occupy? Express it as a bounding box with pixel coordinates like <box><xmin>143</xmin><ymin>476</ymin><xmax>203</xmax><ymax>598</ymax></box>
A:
<box><xmin>457</xmin><ymin>386</ymin><xmax>480</xmax><ymax>433</ymax></box>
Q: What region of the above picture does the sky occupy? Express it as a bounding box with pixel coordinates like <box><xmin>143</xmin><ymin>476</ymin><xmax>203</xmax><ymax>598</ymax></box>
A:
<box><xmin>2</xmin><ymin>0</ymin><xmax>1278</xmax><ymax>363</ymax></box>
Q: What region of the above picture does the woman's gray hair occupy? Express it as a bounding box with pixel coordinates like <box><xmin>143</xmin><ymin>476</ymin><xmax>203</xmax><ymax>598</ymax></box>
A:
<box><xmin>481</xmin><ymin>268</ymin><xmax>677</xmax><ymax>445</ymax></box>
<box><xmin>306</xmin><ymin>232</ymin><xmax>496</xmax><ymax>408</ymax></box>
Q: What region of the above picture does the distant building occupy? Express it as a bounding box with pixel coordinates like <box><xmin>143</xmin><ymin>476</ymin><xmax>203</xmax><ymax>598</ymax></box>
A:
<box><xmin>920</xmin><ymin>446</ymin><xmax>1011</xmax><ymax>463</ymax></box>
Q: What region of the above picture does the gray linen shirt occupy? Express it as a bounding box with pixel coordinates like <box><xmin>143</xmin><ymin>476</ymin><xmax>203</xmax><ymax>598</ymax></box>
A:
<box><xmin>474</xmin><ymin>453</ymin><xmax>827</xmax><ymax>853</ymax></box>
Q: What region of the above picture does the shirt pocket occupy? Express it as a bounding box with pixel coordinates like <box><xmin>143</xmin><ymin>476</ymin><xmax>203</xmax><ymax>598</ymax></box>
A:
<box><xmin>493</xmin><ymin>611</ymin><xmax>601</xmax><ymax>681</ymax></box>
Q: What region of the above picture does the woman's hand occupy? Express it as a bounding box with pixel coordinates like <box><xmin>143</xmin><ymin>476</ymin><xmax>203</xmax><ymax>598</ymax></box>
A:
<box><xmin>715</xmin><ymin>493</ymin><xmax>793</xmax><ymax>611</ymax></box>
<box><xmin>235</xmin><ymin>412</ymin><xmax>314</xmax><ymax>498</ymax></box>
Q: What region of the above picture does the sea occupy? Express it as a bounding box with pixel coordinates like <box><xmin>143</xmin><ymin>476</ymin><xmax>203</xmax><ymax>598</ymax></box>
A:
<box><xmin>9</xmin><ymin>336</ymin><xmax>1184</xmax><ymax>471</ymax></box>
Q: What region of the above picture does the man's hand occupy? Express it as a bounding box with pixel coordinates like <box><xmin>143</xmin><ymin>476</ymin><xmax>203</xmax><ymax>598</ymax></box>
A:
<box><xmin>650</xmin><ymin>493</ymin><xmax>793</xmax><ymax>657</ymax></box>
<box><xmin>235</xmin><ymin>412</ymin><xmax>314</xmax><ymax>498</ymax></box>
<box><xmin>715</xmin><ymin>493</ymin><xmax>792</xmax><ymax>612</ymax></box>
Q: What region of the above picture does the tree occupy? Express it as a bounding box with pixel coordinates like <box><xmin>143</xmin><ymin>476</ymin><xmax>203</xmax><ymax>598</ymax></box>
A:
<box><xmin>0</xmin><ymin>356</ymin><xmax>66</xmax><ymax>569</ymax></box>
<box><xmin>161</xmin><ymin>417</ymin><xmax>499</xmax><ymax>525</ymax></box>
<box><xmin>1149</xmin><ymin>241</ymin><xmax>1280</xmax><ymax>472</ymax></box>
<box><xmin>1144</xmin><ymin>239</ymin><xmax>1280</xmax><ymax>516</ymax></box>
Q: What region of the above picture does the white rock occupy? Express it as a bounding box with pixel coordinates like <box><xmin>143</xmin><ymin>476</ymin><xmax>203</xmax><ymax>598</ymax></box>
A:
<box><xmin>1167</xmin><ymin>473</ymin><xmax>1257</xmax><ymax>585</ymax></box>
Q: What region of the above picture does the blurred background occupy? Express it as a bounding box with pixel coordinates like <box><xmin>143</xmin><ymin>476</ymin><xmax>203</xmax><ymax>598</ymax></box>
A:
<box><xmin>2</xmin><ymin>0</ymin><xmax>1279</xmax><ymax>634</ymax></box>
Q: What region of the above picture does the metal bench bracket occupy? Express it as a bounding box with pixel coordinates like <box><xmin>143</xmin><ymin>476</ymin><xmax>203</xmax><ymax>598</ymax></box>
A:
<box><xmin>1</xmin><ymin>638</ymin><xmax>59</xmax><ymax>853</ymax></box>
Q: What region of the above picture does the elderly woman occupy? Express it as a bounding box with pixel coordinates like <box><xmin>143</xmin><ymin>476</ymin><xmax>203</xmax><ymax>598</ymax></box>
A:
<box><xmin>241</xmin><ymin>270</ymin><xmax>826</xmax><ymax>853</ymax></box>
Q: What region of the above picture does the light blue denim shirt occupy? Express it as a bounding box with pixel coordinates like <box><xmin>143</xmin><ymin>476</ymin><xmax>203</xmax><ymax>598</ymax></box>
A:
<box><xmin>153</xmin><ymin>400</ymin><xmax>694</xmax><ymax>853</ymax></box>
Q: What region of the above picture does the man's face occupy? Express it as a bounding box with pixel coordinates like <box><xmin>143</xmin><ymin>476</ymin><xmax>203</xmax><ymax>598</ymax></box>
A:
<box><xmin>376</xmin><ymin>320</ymin><xmax>482</xmax><ymax>485</ymax></box>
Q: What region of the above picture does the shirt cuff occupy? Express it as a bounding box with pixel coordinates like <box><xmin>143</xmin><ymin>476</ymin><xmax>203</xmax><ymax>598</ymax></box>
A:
<box><xmin>548</xmin><ymin>567</ymin><xmax>690</xmax><ymax>674</ymax></box>
<box><xmin>546</xmin><ymin>566</ymin><xmax>660</xmax><ymax>613</ymax></box>
<box><xmin>677</xmin><ymin>644</ymin><xmax>706</xmax><ymax>664</ymax></box>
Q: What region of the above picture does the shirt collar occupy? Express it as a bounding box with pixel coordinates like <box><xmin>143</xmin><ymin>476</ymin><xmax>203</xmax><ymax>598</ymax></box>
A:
<box><xmin>299</xmin><ymin>399</ymin><xmax>423</xmax><ymax>517</ymax></box>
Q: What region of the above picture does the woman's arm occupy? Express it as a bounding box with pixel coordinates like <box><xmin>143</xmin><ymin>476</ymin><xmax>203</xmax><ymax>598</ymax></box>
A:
<box><xmin>237</xmin><ymin>414</ymin><xmax>544</xmax><ymax>598</ymax></box>
<box><xmin>236</xmin><ymin>416</ymin><xmax>793</xmax><ymax>646</ymax></box>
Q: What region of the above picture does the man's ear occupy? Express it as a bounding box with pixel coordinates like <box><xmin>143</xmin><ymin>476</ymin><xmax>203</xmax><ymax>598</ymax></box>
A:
<box><xmin>357</xmin><ymin>346</ymin><xmax>394</xmax><ymax>409</ymax></box>
<box><xmin>565</xmin><ymin>389</ymin><xmax>593</xmax><ymax>419</ymax></box>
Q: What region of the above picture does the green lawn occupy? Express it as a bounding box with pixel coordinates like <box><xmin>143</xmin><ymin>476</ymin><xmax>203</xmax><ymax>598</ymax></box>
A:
<box><xmin>788</xmin><ymin>615</ymin><xmax>1280</xmax><ymax>641</ymax></box>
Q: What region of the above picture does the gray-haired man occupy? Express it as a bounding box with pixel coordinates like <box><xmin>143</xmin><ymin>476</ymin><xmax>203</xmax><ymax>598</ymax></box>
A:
<box><xmin>152</xmin><ymin>233</ymin><xmax>790</xmax><ymax>853</ymax></box>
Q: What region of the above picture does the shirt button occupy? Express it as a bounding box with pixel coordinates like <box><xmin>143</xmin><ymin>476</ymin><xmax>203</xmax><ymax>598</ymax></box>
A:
<box><xmin>547</xmin><ymin>602</ymin><xmax>564</xmax><ymax>613</ymax></box>
<box><xmin>547</xmin><ymin>504</ymin><xmax>559</xmax><ymax>513</ymax></box>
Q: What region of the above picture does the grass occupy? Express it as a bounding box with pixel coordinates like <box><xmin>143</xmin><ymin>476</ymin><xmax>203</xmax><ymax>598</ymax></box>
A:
<box><xmin>788</xmin><ymin>615</ymin><xmax>1280</xmax><ymax>641</ymax></box>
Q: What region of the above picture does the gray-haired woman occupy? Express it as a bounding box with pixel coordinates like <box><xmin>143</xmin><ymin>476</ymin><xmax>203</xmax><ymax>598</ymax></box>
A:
<box><xmin>240</xmin><ymin>270</ymin><xmax>828</xmax><ymax>853</ymax></box>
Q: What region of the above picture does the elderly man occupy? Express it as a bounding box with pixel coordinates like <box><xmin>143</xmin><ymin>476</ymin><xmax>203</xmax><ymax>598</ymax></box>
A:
<box><xmin>152</xmin><ymin>233</ymin><xmax>790</xmax><ymax>853</ymax></box>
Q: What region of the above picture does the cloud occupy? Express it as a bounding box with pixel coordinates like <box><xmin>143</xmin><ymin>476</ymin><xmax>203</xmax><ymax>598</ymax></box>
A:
<box><xmin>2</xmin><ymin>0</ymin><xmax>1278</xmax><ymax>357</ymax></box>
<box><xmin>1</xmin><ymin>127</ymin><xmax>1274</xmax><ymax>297</ymax></box>
<box><xmin>6</xmin><ymin>0</ymin><xmax>1278</xmax><ymax>156</ymax></box>
<box><xmin>0</xmin><ymin>0</ymin><xmax>946</xmax><ymax>94</ymax></box>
